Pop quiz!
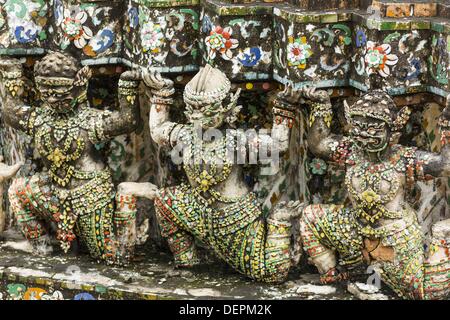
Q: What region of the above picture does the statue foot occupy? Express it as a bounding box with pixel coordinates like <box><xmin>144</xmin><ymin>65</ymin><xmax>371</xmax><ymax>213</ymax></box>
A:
<box><xmin>136</xmin><ymin>218</ymin><xmax>149</xmax><ymax>245</ymax></box>
<box><xmin>320</xmin><ymin>267</ymin><xmax>349</xmax><ymax>284</ymax></box>
<box><xmin>117</xmin><ymin>182</ymin><xmax>159</xmax><ymax>200</ymax></box>
<box><xmin>30</xmin><ymin>236</ymin><xmax>53</xmax><ymax>256</ymax></box>
<box><xmin>0</xmin><ymin>162</ymin><xmax>23</xmax><ymax>182</ymax></box>
<box><xmin>290</xmin><ymin>215</ymin><xmax>303</xmax><ymax>266</ymax></box>
<box><xmin>432</xmin><ymin>219</ymin><xmax>450</xmax><ymax>240</ymax></box>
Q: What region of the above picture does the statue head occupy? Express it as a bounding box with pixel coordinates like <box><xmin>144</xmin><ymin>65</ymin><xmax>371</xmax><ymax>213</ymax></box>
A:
<box><xmin>183</xmin><ymin>64</ymin><xmax>241</xmax><ymax>129</ymax></box>
<box><xmin>34</xmin><ymin>51</ymin><xmax>91</xmax><ymax>113</ymax></box>
<box><xmin>345</xmin><ymin>90</ymin><xmax>409</xmax><ymax>154</ymax></box>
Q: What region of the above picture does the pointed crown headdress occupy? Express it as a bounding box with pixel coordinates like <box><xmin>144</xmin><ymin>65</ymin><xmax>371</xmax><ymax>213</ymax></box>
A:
<box><xmin>183</xmin><ymin>64</ymin><xmax>240</xmax><ymax>114</ymax></box>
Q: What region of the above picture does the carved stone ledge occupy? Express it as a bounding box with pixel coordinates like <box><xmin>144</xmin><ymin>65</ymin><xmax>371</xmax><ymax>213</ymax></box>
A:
<box><xmin>0</xmin><ymin>233</ymin><xmax>397</xmax><ymax>300</ymax></box>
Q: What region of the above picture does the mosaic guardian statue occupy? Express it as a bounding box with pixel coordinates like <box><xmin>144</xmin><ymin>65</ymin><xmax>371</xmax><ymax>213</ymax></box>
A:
<box><xmin>143</xmin><ymin>65</ymin><xmax>303</xmax><ymax>283</ymax></box>
<box><xmin>0</xmin><ymin>52</ymin><xmax>152</xmax><ymax>265</ymax></box>
<box><xmin>299</xmin><ymin>88</ymin><xmax>450</xmax><ymax>299</ymax></box>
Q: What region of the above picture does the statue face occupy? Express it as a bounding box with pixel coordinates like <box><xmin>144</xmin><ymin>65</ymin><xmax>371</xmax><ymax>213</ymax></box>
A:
<box><xmin>351</xmin><ymin>115</ymin><xmax>389</xmax><ymax>153</ymax></box>
<box><xmin>185</xmin><ymin>103</ymin><xmax>225</xmax><ymax>129</ymax></box>
<box><xmin>39</xmin><ymin>84</ymin><xmax>76</xmax><ymax>113</ymax></box>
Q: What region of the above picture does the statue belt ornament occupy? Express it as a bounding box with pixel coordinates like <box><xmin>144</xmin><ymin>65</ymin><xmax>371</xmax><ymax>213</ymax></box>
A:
<box><xmin>52</xmin><ymin>168</ymin><xmax>114</xmax><ymax>251</ymax></box>
<box><xmin>310</xmin><ymin>102</ymin><xmax>333</xmax><ymax>128</ymax></box>
<box><xmin>345</xmin><ymin>149</ymin><xmax>405</xmax><ymax>232</ymax></box>
<box><xmin>161</xmin><ymin>183</ymin><xmax>260</xmax><ymax>241</ymax></box>
<box><xmin>355</xmin><ymin>206</ymin><xmax>416</xmax><ymax>239</ymax></box>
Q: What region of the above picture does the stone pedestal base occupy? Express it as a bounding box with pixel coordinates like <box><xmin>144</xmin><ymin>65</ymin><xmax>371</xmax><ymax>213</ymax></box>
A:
<box><xmin>0</xmin><ymin>231</ymin><xmax>397</xmax><ymax>300</ymax></box>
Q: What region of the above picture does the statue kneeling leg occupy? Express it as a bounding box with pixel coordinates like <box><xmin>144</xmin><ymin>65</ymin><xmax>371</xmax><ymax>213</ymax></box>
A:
<box><xmin>8</xmin><ymin>173</ymin><xmax>155</xmax><ymax>265</ymax></box>
<box><xmin>300</xmin><ymin>204</ymin><xmax>450</xmax><ymax>299</ymax></box>
<box><xmin>155</xmin><ymin>185</ymin><xmax>302</xmax><ymax>283</ymax></box>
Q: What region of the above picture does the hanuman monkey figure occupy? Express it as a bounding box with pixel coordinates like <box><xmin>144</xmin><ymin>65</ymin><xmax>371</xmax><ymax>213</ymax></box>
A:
<box><xmin>299</xmin><ymin>87</ymin><xmax>450</xmax><ymax>299</ymax></box>
<box><xmin>143</xmin><ymin>64</ymin><xmax>303</xmax><ymax>283</ymax></box>
<box><xmin>0</xmin><ymin>52</ymin><xmax>156</xmax><ymax>265</ymax></box>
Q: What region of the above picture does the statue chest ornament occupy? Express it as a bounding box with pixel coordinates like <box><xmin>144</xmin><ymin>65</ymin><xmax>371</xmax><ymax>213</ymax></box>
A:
<box><xmin>32</xmin><ymin>106</ymin><xmax>97</xmax><ymax>187</ymax></box>
<box><xmin>344</xmin><ymin>146</ymin><xmax>409</xmax><ymax>236</ymax></box>
<box><xmin>35</xmin><ymin>121</ymin><xmax>85</xmax><ymax>186</ymax></box>
<box><xmin>180</xmin><ymin>127</ymin><xmax>237</xmax><ymax>204</ymax></box>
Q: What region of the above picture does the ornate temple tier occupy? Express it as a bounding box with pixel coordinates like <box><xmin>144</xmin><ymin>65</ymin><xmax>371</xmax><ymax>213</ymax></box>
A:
<box><xmin>0</xmin><ymin>0</ymin><xmax>447</xmax><ymax>96</ymax></box>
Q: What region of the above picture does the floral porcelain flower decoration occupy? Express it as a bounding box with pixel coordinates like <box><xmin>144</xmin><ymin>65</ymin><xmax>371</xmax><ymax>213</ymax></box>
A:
<box><xmin>309</xmin><ymin>158</ymin><xmax>328</xmax><ymax>175</ymax></box>
<box><xmin>237</xmin><ymin>47</ymin><xmax>262</xmax><ymax>67</ymax></box>
<box><xmin>205</xmin><ymin>26</ymin><xmax>239</xmax><ymax>61</ymax></box>
<box><xmin>83</xmin><ymin>27</ymin><xmax>115</xmax><ymax>57</ymax></box>
<box><xmin>364</xmin><ymin>41</ymin><xmax>398</xmax><ymax>77</ymax></box>
<box><xmin>287</xmin><ymin>36</ymin><xmax>312</xmax><ymax>69</ymax></box>
<box><xmin>59</xmin><ymin>11</ymin><xmax>93</xmax><ymax>49</ymax></box>
<box><xmin>14</xmin><ymin>23</ymin><xmax>40</xmax><ymax>44</ymax></box>
<box><xmin>141</xmin><ymin>21</ymin><xmax>165</xmax><ymax>53</ymax></box>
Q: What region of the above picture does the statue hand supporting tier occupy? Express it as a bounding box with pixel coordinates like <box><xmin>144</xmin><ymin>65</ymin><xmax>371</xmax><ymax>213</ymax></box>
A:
<box><xmin>144</xmin><ymin>69</ymin><xmax>179</xmax><ymax>147</ymax></box>
<box><xmin>301</xmin><ymin>86</ymin><xmax>331</xmax><ymax>104</ymax></box>
<box><xmin>302</xmin><ymin>86</ymin><xmax>341</xmax><ymax>160</ymax></box>
<box><xmin>276</xmin><ymin>84</ymin><xmax>302</xmax><ymax>106</ymax></box>
<box><xmin>142</xmin><ymin>68</ymin><xmax>174</xmax><ymax>97</ymax></box>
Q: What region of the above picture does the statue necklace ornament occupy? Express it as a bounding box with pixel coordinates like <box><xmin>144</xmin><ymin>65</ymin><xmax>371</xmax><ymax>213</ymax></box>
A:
<box><xmin>35</xmin><ymin>105</ymin><xmax>87</xmax><ymax>186</ymax></box>
<box><xmin>181</xmin><ymin>127</ymin><xmax>239</xmax><ymax>204</ymax></box>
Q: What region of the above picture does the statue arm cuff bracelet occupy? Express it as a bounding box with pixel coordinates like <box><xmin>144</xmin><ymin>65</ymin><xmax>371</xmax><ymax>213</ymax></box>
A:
<box><xmin>150</xmin><ymin>96</ymin><xmax>173</xmax><ymax>105</ymax></box>
<box><xmin>311</xmin><ymin>101</ymin><xmax>332</xmax><ymax>112</ymax></box>
<box><xmin>273</xmin><ymin>107</ymin><xmax>295</xmax><ymax>119</ymax></box>
<box><xmin>151</xmin><ymin>87</ymin><xmax>175</xmax><ymax>98</ymax></box>
<box><xmin>273</xmin><ymin>98</ymin><xmax>296</xmax><ymax>111</ymax></box>
<box><xmin>118</xmin><ymin>79</ymin><xmax>140</xmax><ymax>89</ymax></box>
<box><xmin>310</xmin><ymin>102</ymin><xmax>333</xmax><ymax>127</ymax></box>
<box><xmin>1</xmin><ymin>70</ymin><xmax>22</xmax><ymax>79</ymax></box>
<box><xmin>118</xmin><ymin>87</ymin><xmax>138</xmax><ymax>96</ymax></box>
